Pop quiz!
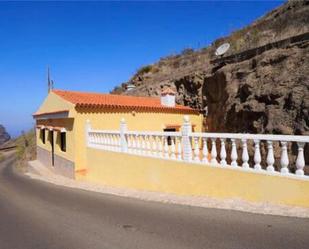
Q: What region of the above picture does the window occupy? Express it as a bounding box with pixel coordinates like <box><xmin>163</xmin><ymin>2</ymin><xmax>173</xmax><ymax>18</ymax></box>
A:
<box><xmin>60</xmin><ymin>132</ymin><xmax>66</xmax><ymax>152</ymax></box>
<box><xmin>163</xmin><ymin>128</ymin><xmax>176</xmax><ymax>145</ymax></box>
<box><xmin>40</xmin><ymin>129</ymin><xmax>46</xmax><ymax>144</ymax></box>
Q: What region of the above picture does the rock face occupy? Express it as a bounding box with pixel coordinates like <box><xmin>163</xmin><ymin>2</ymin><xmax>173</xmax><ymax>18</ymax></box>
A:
<box><xmin>0</xmin><ymin>125</ymin><xmax>10</xmax><ymax>145</ymax></box>
<box><xmin>111</xmin><ymin>1</ymin><xmax>309</xmax><ymax>138</ymax></box>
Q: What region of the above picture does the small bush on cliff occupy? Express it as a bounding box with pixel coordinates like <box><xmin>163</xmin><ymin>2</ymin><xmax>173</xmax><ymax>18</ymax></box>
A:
<box><xmin>15</xmin><ymin>129</ymin><xmax>36</xmax><ymax>164</ymax></box>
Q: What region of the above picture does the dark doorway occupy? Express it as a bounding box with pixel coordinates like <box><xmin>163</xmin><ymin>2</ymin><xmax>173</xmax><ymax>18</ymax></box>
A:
<box><xmin>49</xmin><ymin>131</ymin><xmax>54</xmax><ymax>166</ymax></box>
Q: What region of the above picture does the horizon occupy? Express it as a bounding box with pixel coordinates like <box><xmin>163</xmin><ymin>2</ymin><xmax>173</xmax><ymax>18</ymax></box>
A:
<box><xmin>0</xmin><ymin>1</ymin><xmax>284</xmax><ymax>137</ymax></box>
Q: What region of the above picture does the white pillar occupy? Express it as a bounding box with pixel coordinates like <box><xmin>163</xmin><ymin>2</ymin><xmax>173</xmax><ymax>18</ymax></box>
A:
<box><xmin>202</xmin><ymin>138</ymin><xmax>209</xmax><ymax>163</ymax></box>
<box><xmin>220</xmin><ymin>138</ymin><xmax>227</xmax><ymax>166</ymax></box>
<box><xmin>177</xmin><ymin>137</ymin><xmax>182</xmax><ymax>160</ymax></box>
<box><xmin>193</xmin><ymin>137</ymin><xmax>200</xmax><ymax>162</ymax></box>
<box><xmin>182</xmin><ymin>116</ymin><xmax>192</xmax><ymax>161</ymax></box>
<box><xmin>280</xmin><ymin>141</ymin><xmax>289</xmax><ymax>174</ymax></box>
<box><xmin>230</xmin><ymin>139</ymin><xmax>238</xmax><ymax>167</ymax></box>
<box><xmin>164</xmin><ymin>136</ymin><xmax>169</xmax><ymax>158</ymax></box>
<box><xmin>296</xmin><ymin>142</ymin><xmax>305</xmax><ymax>176</ymax></box>
<box><xmin>170</xmin><ymin>137</ymin><xmax>176</xmax><ymax>159</ymax></box>
<box><xmin>241</xmin><ymin>139</ymin><xmax>249</xmax><ymax>169</ymax></box>
<box><xmin>266</xmin><ymin>141</ymin><xmax>275</xmax><ymax>172</ymax></box>
<box><xmin>254</xmin><ymin>139</ymin><xmax>262</xmax><ymax>170</ymax></box>
<box><xmin>210</xmin><ymin>138</ymin><xmax>218</xmax><ymax>165</ymax></box>
<box><xmin>120</xmin><ymin>118</ymin><xmax>128</xmax><ymax>152</ymax></box>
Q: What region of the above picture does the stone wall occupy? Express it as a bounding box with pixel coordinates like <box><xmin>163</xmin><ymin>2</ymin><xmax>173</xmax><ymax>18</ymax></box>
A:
<box><xmin>37</xmin><ymin>146</ymin><xmax>75</xmax><ymax>179</ymax></box>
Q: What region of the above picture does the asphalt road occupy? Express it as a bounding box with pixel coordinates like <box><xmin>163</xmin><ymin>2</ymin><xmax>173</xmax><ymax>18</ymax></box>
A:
<box><xmin>0</xmin><ymin>152</ymin><xmax>308</xmax><ymax>249</ymax></box>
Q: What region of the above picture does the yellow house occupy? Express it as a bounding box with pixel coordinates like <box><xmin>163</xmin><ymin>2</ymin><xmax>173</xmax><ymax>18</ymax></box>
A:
<box><xmin>33</xmin><ymin>89</ymin><xmax>203</xmax><ymax>179</ymax></box>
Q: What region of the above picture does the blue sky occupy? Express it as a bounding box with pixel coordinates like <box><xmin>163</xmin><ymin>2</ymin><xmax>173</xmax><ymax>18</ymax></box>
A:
<box><xmin>0</xmin><ymin>1</ymin><xmax>284</xmax><ymax>137</ymax></box>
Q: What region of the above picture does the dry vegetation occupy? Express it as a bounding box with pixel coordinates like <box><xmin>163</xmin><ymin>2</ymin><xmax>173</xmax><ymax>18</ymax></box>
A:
<box><xmin>15</xmin><ymin>129</ymin><xmax>36</xmax><ymax>167</ymax></box>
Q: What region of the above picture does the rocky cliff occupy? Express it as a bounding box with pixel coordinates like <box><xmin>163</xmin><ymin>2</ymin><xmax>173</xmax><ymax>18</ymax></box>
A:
<box><xmin>0</xmin><ymin>125</ymin><xmax>10</xmax><ymax>145</ymax></box>
<box><xmin>112</xmin><ymin>1</ymin><xmax>309</xmax><ymax>137</ymax></box>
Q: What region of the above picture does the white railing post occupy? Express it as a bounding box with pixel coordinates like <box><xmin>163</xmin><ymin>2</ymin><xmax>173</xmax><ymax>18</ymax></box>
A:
<box><xmin>170</xmin><ymin>137</ymin><xmax>176</xmax><ymax>159</ymax></box>
<box><xmin>202</xmin><ymin>138</ymin><xmax>209</xmax><ymax>163</ymax></box>
<box><xmin>164</xmin><ymin>136</ymin><xmax>169</xmax><ymax>158</ymax></box>
<box><xmin>210</xmin><ymin>138</ymin><xmax>218</xmax><ymax>165</ymax></box>
<box><xmin>220</xmin><ymin>138</ymin><xmax>227</xmax><ymax>166</ymax></box>
<box><xmin>254</xmin><ymin>139</ymin><xmax>262</xmax><ymax>170</ymax></box>
<box><xmin>266</xmin><ymin>141</ymin><xmax>275</xmax><ymax>172</ymax></box>
<box><xmin>182</xmin><ymin>116</ymin><xmax>192</xmax><ymax>162</ymax></box>
<box><xmin>230</xmin><ymin>139</ymin><xmax>238</xmax><ymax>167</ymax></box>
<box><xmin>280</xmin><ymin>141</ymin><xmax>289</xmax><ymax>174</ymax></box>
<box><xmin>177</xmin><ymin>137</ymin><xmax>182</xmax><ymax>160</ymax></box>
<box><xmin>193</xmin><ymin>137</ymin><xmax>200</xmax><ymax>162</ymax></box>
<box><xmin>120</xmin><ymin>118</ymin><xmax>128</xmax><ymax>152</ymax></box>
<box><xmin>85</xmin><ymin>119</ymin><xmax>91</xmax><ymax>146</ymax></box>
<box><xmin>296</xmin><ymin>142</ymin><xmax>305</xmax><ymax>176</ymax></box>
<box><xmin>241</xmin><ymin>139</ymin><xmax>249</xmax><ymax>169</ymax></box>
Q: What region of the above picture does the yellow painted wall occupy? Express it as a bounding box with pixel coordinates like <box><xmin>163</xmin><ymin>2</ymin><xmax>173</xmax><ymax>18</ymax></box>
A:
<box><xmin>35</xmin><ymin>92</ymin><xmax>75</xmax><ymax>116</ymax></box>
<box><xmin>36</xmin><ymin>118</ymin><xmax>75</xmax><ymax>162</ymax></box>
<box><xmin>73</xmin><ymin>107</ymin><xmax>203</xmax><ymax>171</ymax></box>
<box><xmin>83</xmin><ymin>149</ymin><xmax>309</xmax><ymax>208</ymax></box>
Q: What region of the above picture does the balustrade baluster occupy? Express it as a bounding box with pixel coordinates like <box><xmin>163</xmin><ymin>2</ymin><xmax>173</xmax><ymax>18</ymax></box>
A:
<box><xmin>177</xmin><ymin>137</ymin><xmax>182</xmax><ymax>160</ymax></box>
<box><xmin>136</xmin><ymin>135</ymin><xmax>141</xmax><ymax>154</ymax></box>
<box><xmin>220</xmin><ymin>139</ymin><xmax>227</xmax><ymax>166</ymax></box>
<box><xmin>296</xmin><ymin>142</ymin><xmax>305</xmax><ymax>176</ymax></box>
<box><xmin>164</xmin><ymin>136</ymin><xmax>169</xmax><ymax>158</ymax></box>
<box><xmin>141</xmin><ymin>135</ymin><xmax>146</xmax><ymax>155</ymax></box>
<box><xmin>266</xmin><ymin>141</ymin><xmax>275</xmax><ymax>172</ymax></box>
<box><xmin>158</xmin><ymin>136</ymin><xmax>163</xmax><ymax>158</ymax></box>
<box><xmin>146</xmin><ymin>135</ymin><xmax>151</xmax><ymax>156</ymax></box>
<box><xmin>280</xmin><ymin>141</ymin><xmax>289</xmax><ymax>174</ymax></box>
<box><xmin>193</xmin><ymin>137</ymin><xmax>200</xmax><ymax>162</ymax></box>
<box><xmin>152</xmin><ymin>136</ymin><xmax>158</xmax><ymax>156</ymax></box>
<box><xmin>210</xmin><ymin>138</ymin><xmax>218</xmax><ymax>165</ymax></box>
<box><xmin>127</xmin><ymin>135</ymin><xmax>131</xmax><ymax>153</ymax></box>
<box><xmin>241</xmin><ymin>139</ymin><xmax>249</xmax><ymax>169</ymax></box>
<box><xmin>254</xmin><ymin>139</ymin><xmax>262</xmax><ymax>170</ymax></box>
<box><xmin>230</xmin><ymin>139</ymin><xmax>238</xmax><ymax>167</ymax></box>
<box><xmin>170</xmin><ymin>137</ymin><xmax>176</xmax><ymax>159</ymax></box>
<box><xmin>202</xmin><ymin>138</ymin><xmax>209</xmax><ymax>163</ymax></box>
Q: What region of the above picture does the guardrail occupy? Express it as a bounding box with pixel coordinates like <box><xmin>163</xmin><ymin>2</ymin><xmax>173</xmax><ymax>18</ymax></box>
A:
<box><xmin>86</xmin><ymin>117</ymin><xmax>309</xmax><ymax>179</ymax></box>
<box><xmin>0</xmin><ymin>145</ymin><xmax>17</xmax><ymax>151</ymax></box>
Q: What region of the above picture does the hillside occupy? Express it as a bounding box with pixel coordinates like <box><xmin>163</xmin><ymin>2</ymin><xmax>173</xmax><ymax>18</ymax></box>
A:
<box><xmin>0</xmin><ymin>125</ymin><xmax>11</xmax><ymax>145</ymax></box>
<box><xmin>111</xmin><ymin>1</ymin><xmax>309</xmax><ymax>137</ymax></box>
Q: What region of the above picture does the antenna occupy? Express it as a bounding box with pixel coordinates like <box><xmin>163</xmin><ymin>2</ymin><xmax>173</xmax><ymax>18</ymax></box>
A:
<box><xmin>47</xmin><ymin>67</ymin><xmax>54</xmax><ymax>93</ymax></box>
<box><xmin>47</xmin><ymin>67</ymin><xmax>51</xmax><ymax>93</ymax></box>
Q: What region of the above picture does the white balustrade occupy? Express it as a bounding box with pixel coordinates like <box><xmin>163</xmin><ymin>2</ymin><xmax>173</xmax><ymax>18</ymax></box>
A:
<box><xmin>241</xmin><ymin>139</ymin><xmax>249</xmax><ymax>169</ymax></box>
<box><xmin>86</xmin><ymin>118</ymin><xmax>309</xmax><ymax>179</ymax></box>
<box><xmin>202</xmin><ymin>138</ymin><xmax>209</xmax><ymax>163</ymax></box>
<box><xmin>280</xmin><ymin>141</ymin><xmax>289</xmax><ymax>174</ymax></box>
<box><xmin>220</xmin><ymin>139</ymin><xmax>227</xmax><ymax>166</ymax></box>
<box><xmin>266</xmin><ymin>141</ymin><xmax>275</xmax><ymax>172</ymax></box>
<box><xmin>177</xmin><ymin>137</ymin><xmax>182</xmax><ymax>160</ymax></box>
<box><xmin>193</xmin><ymin>137</ymin><xmax>200</xmax><ymax>162</ymax></box>
<box><xmin>230</xmin><ymin>139</ymin><xmax>238</xmax><ymax>167</ymax></box>
<box><xmin>296</xmin><ymin>142</ymin><xmax>305</xmax><ymax>176</ymax></box>
<box><xmin>164</xmin><ymin>137</ymin><xmax>169</xmax><ymax>158</ymax></box>
<box><xmin>210</xmin><ymin>138</ymin><xmax>218</xmax><ymax>165</ymax></box>
<box><xmin>170</xmin><ymin>137</ymin><xmax>176</xmax><ymax>159</ymax></box>
<box><xmin>253</xmin><ymin>140</ymin><xmax>262</xmax><ymax>170</ymax></box>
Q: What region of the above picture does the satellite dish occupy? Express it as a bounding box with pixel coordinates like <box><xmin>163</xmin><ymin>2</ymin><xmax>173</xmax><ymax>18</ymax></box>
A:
<box><xmin>215</xmin><ymin>43</ymin><xmax>230</xmax><ymax>56</ymax></box>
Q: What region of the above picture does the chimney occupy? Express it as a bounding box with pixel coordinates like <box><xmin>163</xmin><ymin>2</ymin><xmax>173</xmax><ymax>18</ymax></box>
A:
<box><xmin>161</xmin><ymin>87</ymin><xmax>176</xmax><ymax>107</ymax></box>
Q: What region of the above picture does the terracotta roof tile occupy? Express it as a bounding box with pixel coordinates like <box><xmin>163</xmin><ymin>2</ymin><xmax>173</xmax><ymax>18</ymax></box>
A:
<box><xmin>52</xmin><ymin>89</ymin><xmax>198</xmax><ymax>114</ymax></box>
